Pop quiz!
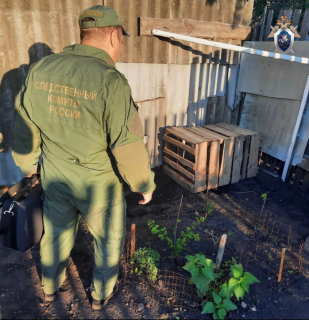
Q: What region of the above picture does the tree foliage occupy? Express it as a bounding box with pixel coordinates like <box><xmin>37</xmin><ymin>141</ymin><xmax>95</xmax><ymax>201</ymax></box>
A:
<box><xmin>253</xmin><ymin>0</ymin><xmax>309</xmax><ymax>23</ymax></box>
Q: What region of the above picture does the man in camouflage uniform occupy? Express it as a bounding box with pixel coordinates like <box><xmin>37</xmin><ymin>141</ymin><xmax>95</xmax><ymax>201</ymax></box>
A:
<box><xmin>12</xmin><ymin>5</ymin><xmax>155</xmax><ymax>310</ymax></box>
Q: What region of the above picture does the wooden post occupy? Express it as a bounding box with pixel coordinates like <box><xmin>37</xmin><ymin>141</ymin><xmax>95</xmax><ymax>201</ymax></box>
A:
<box><xmin>292</xmin><ymin>9</ymin><xmax>302</xmax><ymax>28</ymax></box>
<box><xmin>130</xmin><ymin>224</ymin><xmax>136</xmax><ymax>259</ymax></box>
<box><xmin>278</xmin><ymin>248</ymin><xmax>287</xmax><ymax>283</ymax></box>
<box><xmin>300</xmin><ymin>8</ymin><xmax>309</xmax><ymax>41</ymax></box>
<box><xmin>259</xmin><ymin>6</ymin><xmax>268</xmax><ymax>41</ymax></box>
<box><xmin>216</xmin><ymin>234</ymin><xmax>227</xmax><ymax>272</ymax></box>
<box><xmin>264</xmin><ymin>10</ymin><xmax>274</xmax><ymax>41</ymax></box>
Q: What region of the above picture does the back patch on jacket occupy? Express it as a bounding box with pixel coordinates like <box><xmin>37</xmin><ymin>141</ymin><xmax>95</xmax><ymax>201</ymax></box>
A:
<box><xmin>31</xmin><ymin>73</ymin><xmax>103</xmax><ymax>131</ymax></box>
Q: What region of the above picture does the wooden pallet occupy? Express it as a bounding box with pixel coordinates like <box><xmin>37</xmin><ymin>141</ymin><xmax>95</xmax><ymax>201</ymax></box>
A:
<box><xmin>163</xmin><ymin>124</ymin><xmax>260</xmax><ymax>193</ymax></box>
<box><xmin>215</xmin><ymin>123</ymin><xmax>260</xmax><ymax>179</ymax></box>
<box><xmin>203</xmin><ymin>124</ymin><xmax>244</xmax><ymax>184</ymax></box>
<box><xmin>163</xmin><ymin>127</ymin><xmax>208</xmax><ymax>193</ymax></box>
<box><xmin>186</xmin><ymin>126</ymin><xmax>229</xmax><ymax>188</ymax></box>
<box><xmin>288</xmin><ymin>157</ymin><xmax>309</xmax><ymax>196</ymax></box>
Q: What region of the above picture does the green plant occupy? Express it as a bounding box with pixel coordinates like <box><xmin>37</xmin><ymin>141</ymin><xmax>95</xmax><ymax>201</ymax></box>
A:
<box><xmin>222</xmin><ymin>257</ymin><xmax>237</xmax><ymax>268</ymax></box>
<box><xmin>148</xmin><ymin>217</ymin><xmax>205</xmax><ymax>258</ymax></box>
<box><xmin>227</xmin><ymin>231</ymin><xmax>234</xmax><ymax>237</ymax></box>
<box><xmin>183</xmin><ymin>254</ymin><xmax>216</xmax><ymax>297</ymax></box>
<box><xmin>224</xmin><ymin>263</ymin><xmax>260</xmax><ymax>301</ymax></box>
<box><xmin>130</xmin><ymin>247</ymin><xmax>160</xmax><ymax>281</ymax></box>
<box><xmin>259</xmin><ymin>193</ymin><xmax>268</xmax><ymax>220</ymax></box>
<box><xmin>204</xmin><ymin>201</ymin><xmax>215</xmax><ymax>218</ymax></box>
<box><xmin>201</xmin><ymin>292</ymin><xmax>237</xmax><ymax>320</ymax></box>
<box><xmin>183</xmin><ymin>254</ymin><xmax>259</xmax><ymax>319</ymax></box>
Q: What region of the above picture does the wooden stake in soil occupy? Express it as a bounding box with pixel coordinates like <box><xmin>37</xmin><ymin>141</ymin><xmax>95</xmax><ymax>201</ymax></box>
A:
<box><xmin>130</xmin><ymin>224</ymin><xmax>136</xmax><ymax>259</ymax></box>
<box><xmin>216</xmin><ymin>234</ymin><xmax>227</xmax><ymax>272</ymax></box>
<box><xmin>278</xmin><ymin>248</ymin><xmax>286</xmax><ymax>283</ymax></box>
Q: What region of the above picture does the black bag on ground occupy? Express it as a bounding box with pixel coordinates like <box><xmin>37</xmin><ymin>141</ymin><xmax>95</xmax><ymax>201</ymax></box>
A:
<box><xmin>0</xmin><ymin>175</ymin><xmax>43</xmax><ymax>252</ymax></box>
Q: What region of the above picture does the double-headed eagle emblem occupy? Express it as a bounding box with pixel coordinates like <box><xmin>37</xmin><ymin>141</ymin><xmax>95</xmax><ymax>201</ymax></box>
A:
<box><xmin>268</xmin><ymin>16</ymin><xmax>300</xmax><ymax>54</ymax></box>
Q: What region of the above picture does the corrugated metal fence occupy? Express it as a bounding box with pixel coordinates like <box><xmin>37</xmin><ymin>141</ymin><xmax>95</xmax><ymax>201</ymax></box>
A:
<box><xmin>0</xmin><ymin>0</ymin><xmax>253</xmax><ymax>184</ymax></box>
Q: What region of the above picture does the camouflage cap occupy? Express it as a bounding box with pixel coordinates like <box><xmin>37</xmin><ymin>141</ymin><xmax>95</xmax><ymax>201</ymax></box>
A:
<box><xmin>79</xmin><ymin>5</ymin><xmax>129</xmax><ymax>37</ymax></box>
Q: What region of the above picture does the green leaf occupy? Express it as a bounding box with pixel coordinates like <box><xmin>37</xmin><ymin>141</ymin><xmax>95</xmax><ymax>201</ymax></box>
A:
<box><xmin>219</xmin><ymin>283</ymin><xmax>231</xmax><ymax>300</ymax></box>
<box><xmin>212</xmin><ymin>292</ymin><xmax>222</xmax><ymax>305</ymax></box>
<box><xmin>240</xmin><ymin>279</ymin><xmax>250</xmax><ymax>294</ymax></box>
<box><xmin>201</xmin><ymin>300</ymin><xmax>207</xmax><ymax>307</ymax></box>
<box><xmin>202</xmin><ymin>266</ymin><xmax>215</xmax><ymax>281</ymax></box>
<box><xmin>213</xmin><ymin>309</ymin><xmax>219</xmax><ymax>320</ymax></box>
<box><xmin>185</xmin><ymin>255</ymin><xmax>195</xmax><ymax>262</ymax></box>
<box><xmin>195</xmin><ymin>277</ymin><xmax>211</xmax><ymax>296</ymax></box>
<box><xmin>243</xmin><ymin>272</ymin><xmax>260</xmax><ymax>284</ymax></box>
<box><xmin>234</xmin><ymin>284</ymin><xmax>245</xmax><ymax>300</ymax></box>
<box><xmin>218</xmin><ymin>308</ymin><xmax>227</xmax><ymax>320</ymax></box>
<box><xmin>197</xmin><ymin>288</ymin><xmax>204</xmax><ymax>298</ymax></box>
<box><xmin>201</xmin><ymin>302</ymin><xmax>215</xmax><ymax>314</ymax></box>
<box><xmin>228</xmin><ymin>278</ymin><xmax>238</xmax><ymax>293</ymax></box>
<box><xmin>183</xmin><ymin>261</ymin><xmax>199</xmax><ymax>276</ymax></box>
<box><xmin>222</xmin><ymin>299</ymin><xmax>237</xmax><ymax>311</ymax></box>
<box><xmin>231</xmin><ymin>264</ymin><xmax>244</xmax><ymax>279</ymax></box>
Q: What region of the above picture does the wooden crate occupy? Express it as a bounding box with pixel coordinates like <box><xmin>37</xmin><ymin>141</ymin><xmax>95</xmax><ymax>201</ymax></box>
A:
<box><xmin>163</xmin><ymin>124</ymin><xmax>260</xmax><ymax>193</ymax></box>
<box><xmin>163</xmin><ymin>127</ymin><xmax>208</xmax><ymax>193</ymax></box>
<box><xmin>203</xmin><ymin>124</ymin><xmax>244</xmax><ymax>184</ymax></box>
<box><xmin>186</xmin><ymin>126</ymin><xmax>229</xmax><ymax>189</ymax></box>
<box><xmin>215</xmin><ymin>123</ymin><xmax>260</xmax><ymax>179</ymax></box>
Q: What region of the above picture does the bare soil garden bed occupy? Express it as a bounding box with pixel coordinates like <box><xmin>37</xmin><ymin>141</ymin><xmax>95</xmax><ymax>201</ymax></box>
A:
<box><xmin>1</xmin><ymin>167</ymin><xmax>309</xmax><ymax>319</ymax></box>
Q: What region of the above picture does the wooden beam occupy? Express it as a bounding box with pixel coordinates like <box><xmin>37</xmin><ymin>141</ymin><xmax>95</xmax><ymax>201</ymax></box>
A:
<box><xmin>163</xmin><ymin>134</ymin><xmax>196</xmax><ymax>155</ymax></box>
<box><xmin>140</xmin><ymin>17</ymin><xmax>251</xmax><ymax>41</ymax></box>
<box><xmin>292</xmin><ymin>9</ymin><xmax>302</xmax><ymax>28</ymax></box>
<box><xmin>300</xmin><ymin>9</ymin><xmax>309</xmax><ymax>41</ymax></box>
<box><xmin>264</xmin><ymin>10</ymin><xmax>274</xmax><ymax>41</ymax></box>
<box><xmin>259</xmin><ymin>6</ymin><xmax>268</xmax><ymax>42</ymax></box>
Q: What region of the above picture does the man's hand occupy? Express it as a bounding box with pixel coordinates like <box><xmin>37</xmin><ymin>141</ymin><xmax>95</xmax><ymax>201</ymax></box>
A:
<box><xmin>139</xmin><ymin>192</ymin><xmax>153</xmax><ymax>205</ymax></box>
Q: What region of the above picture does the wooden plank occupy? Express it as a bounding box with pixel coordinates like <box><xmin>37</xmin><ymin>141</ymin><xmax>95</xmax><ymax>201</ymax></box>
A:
<box><xmin>140</xmin><ymin>17</ymin><xmax>251</xmax><ymax>40</ymax></box>
<box><xmin>259</xmin><ymin>6</ymin><xmax>268</xmax><ymax>41</ymax></box>
<box><xmin>163</xmin><ymin>134</ymin><xmax>196</xmax><ymax>155</ymax></box>
<box><xmin>163</xmin><ymin>147</ymin><xmax>195</xmax><ymax>170</ymax></box>
<box><xmin>163</xmin><ymin>156</ymin><xmax>195</xmax><ymax>182</ymax></box>
<box><xmin>259</xmin><ymin>167</ymin><xmax>279</xmax><ymax>178</ymax></box>
<box><xmin>241</xmin><ymin>136</ymin><xmax>250</xmax><ymax>179</ymax></box>
<box><xmin>219</xmin><ymin>137</ymin><xmax>233</xmax><ymax>186</ymax></box>
<box><xmin>278</xmin><ymin>9</ymin><xmax>292</xmax><ymax>21</ymax></box>
<box><xmin>194</xmin><ymin>141</ymin><xmax>208</xmax><ymax>192</ymax></box>
<box><xmin>207</xmin><ymin>141</ymin><xmax>220</xmax><ymax>190</ymax></box>
<box><xmin>166</xmin><ymin>127</ymin><xmax>208</xmax><ymax>144</ymax></box>
<box><xmin>231</xmin><ymin>136</ymin><xmax>244</xmax><ymax>184</ymax></box>
<box><xmin>264</xmin><ymin>10</ymin><xmax>274</xmax><ymax>41</ymax></box>
<box><xmin>300</xmin><ymin>9</ymin><xmax>309</xmax><ymax>41</ymax></box>
<box><xmin>163</xmin><ymin>165</ymin><xmax>196</xmax><ymax>193</ymax></box>
<box><xmin>203</xmin><ymin>124</ymin><xmax>241</xmax><ymax>137</ymax></box>
<box><xmin>247</xmin><ymin>134</ymin><xmax>260</xmax><ymax>178</ymax></box>
<box><xmin>215</xmin><ymin>122</ymin><xmax>259</xmax><ymax>136</ymax></box>
<box><xmin>130</xmin><ymin>224</ymin><xmax>136</xmax><ymax>259</ymax></box>
<box><xmin>186</xmin><ymin>127</ymin><xmax>225</xmax><ymax>143</ymax></box>
<box><xmin>292</xmin><ymin>9</ymin><xmax>302</xmax><ymax>28</ymax></box>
